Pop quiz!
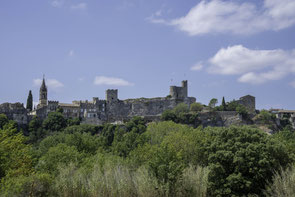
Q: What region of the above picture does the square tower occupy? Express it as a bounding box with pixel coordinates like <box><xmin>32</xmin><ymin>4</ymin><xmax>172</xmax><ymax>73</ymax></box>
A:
<box><xmin>106</xmin><ymin>89</ymin><xmax>118</xmax><ymax>102</ymax></box>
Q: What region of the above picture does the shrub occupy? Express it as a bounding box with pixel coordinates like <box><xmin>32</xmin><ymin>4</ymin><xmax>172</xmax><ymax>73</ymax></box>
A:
<box><xmin>190</xmin><ymin>102</ymin><xmax>203</xmax><ymax>112</ymax></box>
<box><xmin>173</xmin><ymin>103</ymin><xmax>189</xmax><ymax>115</ymax></box>
<box><xmin>264</xmin><ymin>167</ymin><xmax>295</xmax><ymax>197</ymax></box>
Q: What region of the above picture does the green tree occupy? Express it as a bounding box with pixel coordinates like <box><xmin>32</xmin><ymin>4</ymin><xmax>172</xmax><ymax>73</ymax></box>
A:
<box><xmin>222</xmin><ymin>96</ymin><xmax>226</xmax><ymax>110</ymax></box>
<box><xmin>209</xmin><ymin>98</ymin><xmax>218</xmax><ymax>108</ymax></box>
<box><xmin>37</xmin><ymin>143</ymin><xmax>83</xmax><ymax>174</ymax></box>
<box><xmin>0</xmin><ymin>114</ymin><xmax>9</xmax><ymax>129</ymax></box>
<box><xmin>173</xmin><ymin>103</ymin><xmax>189</xmax><ymax>115</ymax></box>
<box><xmin>0</xmin><ymin>125</ymin><xmax>33</xmax><ymax>180</ymax></box>
<box><xmin>148</xmin><ymin>144</ymin><xmax>185</xmax><ymax>196</ymax></box>
<box><xmin>255</xmin><ymin>110</ymin><xmax>275</xmax><ymax>124</ymax></box>
<box><xmin>236</xmin><ymin>105</ymin><xmax>249</xmax><ymax>119</ymax></box>
<box><xmin>190</xmin><ymin>102</ymin><xmax>203</xmax><ymax>112</ymax></box>
<box><xmin>26</xmin><ymin>90</ymin><xmax>33</xmax><ymax>111</ymax></box>
<box><xmin>28</xmin><ymin>116</ymin><xmax>44</xmax><ymax>143</ymax></box>
<box><xmin>204</xmin><ymin>126</ymin><xmax>291</xmax><ymax>196</ymax></box>
<box><xmin>161</xmin><ymin>110</ymin><xmax>177</xmax><ymax>122</ymax></box>
<box><xmin>67</xmin><ymin>117</ymin><xmax>80</xmax><ymax>126</ymax></box>
<box><xmin>42</xmin><ymin>112</ymin><xmax>67</xmax><ymax>132</ymax></box>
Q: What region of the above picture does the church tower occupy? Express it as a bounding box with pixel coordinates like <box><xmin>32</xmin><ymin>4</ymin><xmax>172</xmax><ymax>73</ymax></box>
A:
<box><xmin>38</xmin><ymin>76</ymin><xmax>47</xmax><ymax>108</ymax></box>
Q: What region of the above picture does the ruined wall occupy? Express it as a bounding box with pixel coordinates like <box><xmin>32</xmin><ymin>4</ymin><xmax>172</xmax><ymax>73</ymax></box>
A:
<box><xmin>106</xmin><ymin>97</ymin><xmax>196</xmax><ymax>122</ymax></box>
<box><xmin>169</xmin><ymin>80</ymin><xmax>188</xmax><ymax>99</ymax></box>
<box><xmin>0</xmin><ymin>102</ymin><xmax>28</xmax><ymax>125</ymax></box>
<box><xmin>197</xmin><ymin>111</ymin><xmax>243</xmax><ymax>128</ymax></box>
<box><xmin>237</xmin><ymin>95</ymin><xmax>255</xmax><ymax>112</ymax></box>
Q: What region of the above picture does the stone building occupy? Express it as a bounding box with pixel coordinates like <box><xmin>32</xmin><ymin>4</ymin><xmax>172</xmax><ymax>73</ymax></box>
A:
<box><xmin>33</xmin><ymin>79</ymin><xmax>196</xmax><ymax>124</ymax></box>
<box><xmin>237</xmin><ymin>95</ymin><xmax>256</xmax><ymax>113</ymax></box>
<box><xmin>0</xmin><ymin>78</ymin><xmax>258</xmax><ymax>126</ymax></box>
<box><xmin>0</xmin><ymin>102</ymin><xmax>28</xmax><ymax>125</ymax></box>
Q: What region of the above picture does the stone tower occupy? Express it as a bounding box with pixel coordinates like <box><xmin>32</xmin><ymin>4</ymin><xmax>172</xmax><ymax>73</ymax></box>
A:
<box><xmin>169</xmin><ymin>80</ymin><xmax>188</xmax><ymax>99</ymax></box>
<box><xmin>106</xmin><ymin>89</ymin><xmax>118</xmax><ymax>102</ymax></box>
<box><xmin>38</xmin><ymin>76</ymin><xmax>47</xmax><ymax>108</ymax></box>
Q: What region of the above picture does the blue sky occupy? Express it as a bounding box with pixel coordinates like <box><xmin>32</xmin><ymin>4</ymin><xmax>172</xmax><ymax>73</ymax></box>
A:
<box><xmin>1</xmin><ymin>0</ymin><xmax>295</xmax><ymax>109</ymax></box>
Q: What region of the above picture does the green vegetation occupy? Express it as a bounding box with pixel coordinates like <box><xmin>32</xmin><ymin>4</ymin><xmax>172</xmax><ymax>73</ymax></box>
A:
<box><xmin>0</xmin><ymin>112</ymin><xmax>294</xmax><ymax>196</ymax></box>
<box><xmin>26</xmin><ymin>90</ymin><xmax>33</xmax><ymax>111</ymax></box>
<box><xmin>209</xmin><ymin>98</ymin><xmax>218</xmax><ymax>108</ymax></box>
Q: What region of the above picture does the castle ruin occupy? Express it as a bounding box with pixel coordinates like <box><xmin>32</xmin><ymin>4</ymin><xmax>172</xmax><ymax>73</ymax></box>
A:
<box><xmin>0</xmin><ymin>78</ymin><xmax>260</xmax><ymax>127</ymax></box>
<box><xmin>31</xmin><ymin>78</ymin><xmax>196</xmax><ymax>124</ymax></box>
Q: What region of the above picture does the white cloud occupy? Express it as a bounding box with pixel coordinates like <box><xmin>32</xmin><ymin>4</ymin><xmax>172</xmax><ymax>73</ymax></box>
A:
<box><xmin>68</xmin><ymin>50</ymin><xmax>74</xmax><ymax>57</ymax></box>
<box><xmin>94</xmin><ymin>76</ymin><xmax>134</xmax><ymax>86</ymax></box>
<box><xmin>191</xmin><ymin>62</ymin><xmax>203</xmax><ymax>71</ymax></box>
<box><xmin>196</xmin><ymin>45</ymin><xmax>295</xmax><ymax>84</ymax></box>
<box><xmin>153</xmin><ymin>0</ymin><xmax>295</xmax><ymax>35</ymax></box>
<box><xmin>146</xmin><ymin>9</ymin><xmax>166</xmax><ymax>24</ymax></box>
<box><xmin>70</xmin><ymin>3</ymin><xmax>87</xmax><ymax>10</ymax></box>
<box><xmin>33</xmin><ymin>78</ymin><xmax>64</xmax><ymax>90</ymax></box>
<box><xmin>51</xmin><ymin>0</ymin><xmax>64</xmax><ymax>8</ymax></box>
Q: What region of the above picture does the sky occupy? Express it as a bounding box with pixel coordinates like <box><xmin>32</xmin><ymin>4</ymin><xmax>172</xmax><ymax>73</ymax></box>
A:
<box><xmin>1</xmin><ymin>0</ymin><xmax>295</xmax><ymax>109</ymax></box>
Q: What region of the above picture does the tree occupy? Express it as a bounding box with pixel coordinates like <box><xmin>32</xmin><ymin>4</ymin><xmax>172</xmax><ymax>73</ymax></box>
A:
<box><xmin>0</xmin><ymin>114</ymin><xmax>9</xmax><ymax>129</ymax></box>
<box><xmin>0</xmin><ymin>125</ymin><xmax>33</xmax><ymax>180</ymax></box>
<box><xmin>204</xmin><ymin>126</ymin><xmax>291</xmax><ymax>196</ymax></box>
<box><xmin>42</xmin><ymin>112</ymin><xmax>67</xmax><ymax>132</ymax></box>
<box><xmin>148</xmin><ymin>144</ymin><xmax>184</xmax><ymax>196</ymax></box>
<box><xmin>173</xmin><ymin>103</ymin><xmax>189</xmax><ymax>115</ymax></box>
<box><xmin>209</xmin><ymin>98</ymin><xmax>218</xmax><ymax>108</ymax></box>
<box><xmin>222</xmin><ymin>97</ymin><xmax>226</xmax><ymax>110</ymax></box>
<box><xmin>26</xmin><ymin>90</ymin><xmax>33</xmax><ymax>111</ymax></box>
<box><xmin>28</xmin><ymin>116</ymin><xmax>44</xmax><ymax>143</ymax></box>
<box><xmin>190</xmin><ymin>102</ymin><xmax>203</xmax><ymax>112</ymax></box>
<box><xmin>161</xmin><ymin>110</ymin><xmax>177</xmax><ymax>122</ymax></box>
<box><xmin>37</xmin><ymin>144</ymin><xmax>82</xmax><ymax>174</ymax></box>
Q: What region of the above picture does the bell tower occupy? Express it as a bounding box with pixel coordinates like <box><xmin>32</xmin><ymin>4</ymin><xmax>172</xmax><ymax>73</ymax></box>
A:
<box><xmin>38</xmin><ymin>75</ymin><xmax>48</xmax><ymax>108</ymax></box>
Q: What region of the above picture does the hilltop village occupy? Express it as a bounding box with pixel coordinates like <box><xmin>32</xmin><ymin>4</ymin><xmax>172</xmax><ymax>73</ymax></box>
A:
<box><xmin>0</xmin><ymin>78</ymin><xmax>294</xmax><ymax>132</ymax></box>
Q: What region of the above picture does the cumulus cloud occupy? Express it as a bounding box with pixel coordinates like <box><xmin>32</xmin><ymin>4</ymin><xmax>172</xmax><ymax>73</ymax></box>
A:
<box><xmin>152</xmin><ymin>0</ymin><xmax>295</xmax><ymax>35</ymax></box>
<box><xmin>94</xmin><ymin>76</ymin><xmax>134</xmax><ymax>86</ymax></box>
<box><xmin>70</xmin><ymin>3</ymin><xmax>87</xmax><ymax>10</ymax></box>
<box><xmin>33</xmin><ymin>78</ymin><xmax>64</xmax><ymax>90</ymax></box>
<box><xmin>191</xmin><ymin>62</ymin><xmax>203</xmax><ymax>71</ymax></box>
<box><xmin>193</xmin><ymin>45</ymin><xmax>295</xmax><ymax>84</ymax></box>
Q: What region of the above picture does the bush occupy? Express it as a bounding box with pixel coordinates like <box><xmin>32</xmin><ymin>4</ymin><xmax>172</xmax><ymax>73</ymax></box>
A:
<box><xmin>179</xmin><ymin>165</ymin><xmax>209</xmax><ymax>197</ymax></box>
<box><xmin>264</xmin><ymin>167</ymin><xmax>295</xmax><ymax>197</ymax></box>
<box><xmin>173</xmin><ymin>103</ymin><xmax>189</xmax><ymax>115</ymax></box>
<box><xmin>0</xmin><ymin>173</ymin><xmax>53</xmax><ymax>197</ymax></box>
<box><xmin>255</xmin><ymin>110</ymin><xmax>275</xmax><ymax>124</ymax></box>
<box><xmin>190</xmin><ymin>102</ymin><xmax>203</xmax><ymax>112</ymax></box>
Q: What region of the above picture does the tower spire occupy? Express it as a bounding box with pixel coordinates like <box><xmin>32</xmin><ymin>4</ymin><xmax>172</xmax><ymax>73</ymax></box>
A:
<box><xmin>38</xmin><ymin>74</ymin><xmax>48</xmax><ymax>108</ymax></box>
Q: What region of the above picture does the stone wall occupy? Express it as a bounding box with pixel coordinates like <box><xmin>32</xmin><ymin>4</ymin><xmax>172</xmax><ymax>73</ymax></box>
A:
<box><xmin>106</xmin><ymin>97</ymin><xmax>196</xmax><ymax>122</ymax></box>
<box><xmin>197</xmin><ymin>111</ymin><xmax>243</xmax><ymax>127</ymax></box>
<box><xmin>0</xmin><ymin>102</ymin><xmax>28</xmax><ymax>125</ymax></box>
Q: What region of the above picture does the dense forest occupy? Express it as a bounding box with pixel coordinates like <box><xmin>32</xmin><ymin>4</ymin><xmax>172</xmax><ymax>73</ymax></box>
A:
<box><xmin>0</xmin><ymin>103</ymin><xmax>295</xmax><ymax>197</ymax></box>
